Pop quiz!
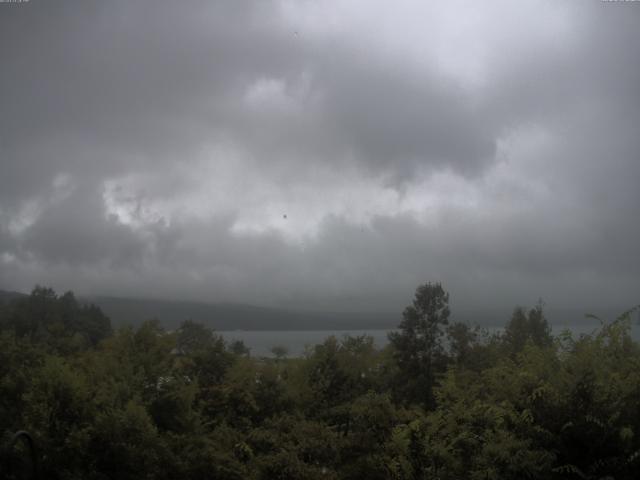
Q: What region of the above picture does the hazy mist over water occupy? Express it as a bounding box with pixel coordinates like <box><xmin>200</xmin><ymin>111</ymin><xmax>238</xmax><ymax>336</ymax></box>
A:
<box><xmin>221</xmin><ymin>323</ymin><xmax>640</xmax><ymax>357</ymax></box>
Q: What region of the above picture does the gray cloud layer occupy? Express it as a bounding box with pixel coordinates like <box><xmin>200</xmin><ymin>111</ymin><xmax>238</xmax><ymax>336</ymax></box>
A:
<box><xmin>1</xmin><ymin>0</ymin><xmax>639</xmax><ymax>314</ymax></box>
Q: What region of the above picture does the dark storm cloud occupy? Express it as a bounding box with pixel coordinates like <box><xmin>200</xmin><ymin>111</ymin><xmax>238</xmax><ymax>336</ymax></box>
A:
<box><xmin>313</xmin><ymin>54</ymin><xmax>497</xmax><ymax>179</ymax></box>
<box><xmin>0</xmin><ymin>0</ymin><xmax>501</xmax><ymax>201</ymax></box>
<box><xmin>19</xmin><ymin>185</ymin><xmax>147</xmax><ymax>266</ymax></box>
<box><xmin>1</xmin><ymin>0</ymin><xmax>294</xmax><ymax>204</ymax></box>
<box><xmin>1</xmin><ymin>0</ymin><xmax>639</xmax><ymax>312</ymax></box>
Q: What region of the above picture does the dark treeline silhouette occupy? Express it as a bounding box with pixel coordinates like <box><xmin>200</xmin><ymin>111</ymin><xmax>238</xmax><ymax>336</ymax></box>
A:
<box><xmin>1</xmin><ymin>283</ymin><xmax>639</xmax><ymax>479</ymax></box>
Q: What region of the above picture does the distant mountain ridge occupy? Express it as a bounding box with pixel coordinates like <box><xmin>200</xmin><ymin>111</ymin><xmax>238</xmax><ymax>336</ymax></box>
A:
<box><xmin>1</xmin><ymin>289</ymin><xmax>632</xmax><ymax>331</ymax></box>
<box><xmin>82</xmin><ymin>295</ymin><xmax>399</xmax><ymax>331</ymax></box>
<box><xmin>0</xmin><ymin>289</ymin><xmax>27</xmax><ymax>304</ymax></box>
<box><xmin>1</xmin><ymin>289</ymin><xmax>399</xmax><ymax>330</ymax></box>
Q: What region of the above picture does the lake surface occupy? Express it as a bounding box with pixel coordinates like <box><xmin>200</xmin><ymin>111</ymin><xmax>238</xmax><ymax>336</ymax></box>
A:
<box><xmin>220</xmin><ymin>329</ymin><xmax>393</xmax><ymax>357</ymax></box>
<box><xmin>220</xmin><ymin>323</ymin><xmax>640</xmax><ymax>357</ymax></box>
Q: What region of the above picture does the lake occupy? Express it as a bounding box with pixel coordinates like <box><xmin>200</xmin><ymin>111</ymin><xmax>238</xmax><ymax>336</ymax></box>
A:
<box><xmin>219</xmin><ymin>323</ymin><xmax>640</xmax><ymax>357</ymax></box>
<box><xmin>220</xmin><ymin>329</ymin><xmax>393</xmax><ymax>357</ymax></box>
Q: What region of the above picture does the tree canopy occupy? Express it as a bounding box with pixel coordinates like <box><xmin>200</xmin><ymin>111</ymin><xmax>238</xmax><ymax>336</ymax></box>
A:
<box><xmin>1</xmin><ymin>285</ymin><xmax>639</xmax><ymax>479</ymax></box>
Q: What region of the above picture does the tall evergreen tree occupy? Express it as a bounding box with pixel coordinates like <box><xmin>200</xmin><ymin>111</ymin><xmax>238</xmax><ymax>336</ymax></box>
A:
<box><xmin>388</xmin><ymin>282</ymin><xmax>450</xmax><ymax>408</ymax></box>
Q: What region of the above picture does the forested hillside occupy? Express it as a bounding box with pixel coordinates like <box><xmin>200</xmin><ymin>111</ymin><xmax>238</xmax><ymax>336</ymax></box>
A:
<box><xmin>1</xmin><ymin>284</ymin><xmax>639</xmax><ymax>479</ymax></box>
<box><xmin>83</xmin><ymin>296</ymin><xmax>397</xmax><ymax>331</ymax></box>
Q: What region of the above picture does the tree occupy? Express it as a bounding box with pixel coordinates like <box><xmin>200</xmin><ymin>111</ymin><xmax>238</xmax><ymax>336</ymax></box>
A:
<box><xmin>388</xmin><ymin>282</ymin><xmax>450</xmax><ymax>408</ymax></box>
<box><xmin>446</xmin><ymin>322</ymin><xmax>477</xmax><ymax>366</ymax></box>
<box><xmin>503</xmin><ymin>301</ymin><xmax>552</xmax><ymax>355</ymax></box>
<box><xmin>229</xmin><ymin>339</ymin><xmax>250</xmax><ymax>357</ymax></box>
<box><xmin>270</xmin><ymin>345</ymin><xmax>289</xmax><ymax>360</ymax></box>
<box><xmin>89</xmin><ymin>401</ymin><xmax>168</xmax><ymax>480</ymax></box>
<box><xmin>176</xmin><ymin>319</ymin><xmax>215</xmax><ymax>355</ymax></box>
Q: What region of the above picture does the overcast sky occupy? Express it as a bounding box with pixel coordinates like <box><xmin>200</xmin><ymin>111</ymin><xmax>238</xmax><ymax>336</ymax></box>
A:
<box><xmin>1</xmin><ymin>0</ymin><xmax>638</xmax><ymax>314</ymax></box>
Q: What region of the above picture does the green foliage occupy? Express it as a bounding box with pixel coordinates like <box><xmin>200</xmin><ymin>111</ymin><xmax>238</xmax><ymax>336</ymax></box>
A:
<box><xmin>21</xmin><ymin>356</ymin><xmax>95</xmax><ymax>478</ymax></box>
<box><xmin>0</xmin><ymin>333</ymin><xmax>44</xmax><ymax>433</ymax></box>
<box><xmin>503</xmin><ymin>302</ymin><xmax>553</xmax><ymax>355</ymax></box>
<box><xmin>270</xmin><ymin>345</ymin><xmax>289</xmax><ymax>360</ymax></box>
<box><xmin>229</xmin><ymin>339</ymin><xmax>251</xmax><ymax>357</ymax></box>
<box><xmin>248</xmin><ymin>414</ymin><xmax>341</xmax><ymax>479</ymax></box>
<box><xmin>388</xmin><ymin>282</ymin><xmax>450</xmax><ymax>407</ymax></box>
<box><xmin>1</xmin><ymin>285</ymin><xmax>639</xmax><ymax>480</ymax></box>
<box><xmin>0</xmin><ymin>286</ymin><xmax>111</xmax><ymax>352</ymax></box>
<box><xmin>89</xmin><ymin>401</ymin><xmax>167</xmax><ymax>480</ymax></box>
